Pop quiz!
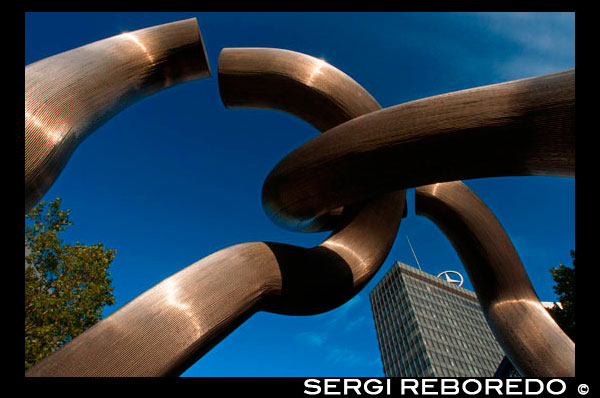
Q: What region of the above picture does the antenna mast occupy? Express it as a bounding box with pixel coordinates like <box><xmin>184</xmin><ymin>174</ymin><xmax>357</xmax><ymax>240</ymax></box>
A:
<box><xmin>406</xmin><ymin>236</ymin><xmax>423</xmax><ymax>271</ymax></box>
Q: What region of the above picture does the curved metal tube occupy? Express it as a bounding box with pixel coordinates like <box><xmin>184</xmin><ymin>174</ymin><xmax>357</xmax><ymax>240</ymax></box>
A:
<box><xmin>25</xmin><ymin>18</ymin><xmax>211</xmax><ymax>214</ymax></box>
<box><xmin>262</xmin><ymin>69</ymin><xmax>575</xmax><ymax>228</ymax></box>
<box><xmin>415</xmin><ymin>181</ymin><xmax>575</xmax><ymax>377</ymax></box>
<box><xmin>219</xmin><ymin>47</ymin><xmax>385</xmax><ymax>232</ymax></box>
<box><xmin>25</xmin><ymin>24</ymin><xmax>574</xmax><ymax>377</ymax></box>
<box><xmin>218</xmin><ymin>47</ymin><xmax>406</xmax><ymax>291</ymax></box>
<box><xmin>25</xmin><ymin>48</ymin><xmax>406</xmax><ymax>376</ymax></box>
<box><xmin>218</xmin><ymin>47</ymin><xmax>381</xmax><ymax>133</ymax></box>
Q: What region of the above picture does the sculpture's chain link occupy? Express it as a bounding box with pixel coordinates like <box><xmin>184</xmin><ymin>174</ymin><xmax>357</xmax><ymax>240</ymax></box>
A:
<box><xmin>25</xmin><ymin>19</ymin><xmax>575</xmax><ymax>377</ymax></box>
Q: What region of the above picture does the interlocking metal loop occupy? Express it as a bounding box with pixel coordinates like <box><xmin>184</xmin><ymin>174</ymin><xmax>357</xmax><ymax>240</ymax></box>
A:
<box><xmin>262</xmin><ymin>70</ymin><xmax>574</xmax><ymax>228</ymax></box>
<box><xmin>25</xmin><ymin>19</ymin><xmax>575</xmax><ymax>377</ymax></box>
<box><xmin>261</xmin><ymin>69</ymin><xmax>575</xmax><ymax>377</ymax></box>
<box><xmin>25</xmin><ymin>26</ymin><xmax>406</xmax><ymax>376</ymax></box>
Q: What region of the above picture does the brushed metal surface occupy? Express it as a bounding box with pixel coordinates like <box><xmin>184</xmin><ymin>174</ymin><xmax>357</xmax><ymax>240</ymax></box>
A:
<box><xmin>219</xmin><ymin>47</ymin><xmax>388</xmax><ymax>232</ymax></box>
<box><xmin>262</xmin><ymin>69</ymin><xmax>575</xmax><ymax>228</ymax></box>
<box><xmin>218</xmin><ymin>47</ymin><xmax>380</xmax><ymax>133</ymax></box>
<box><xmin>218</xmin><ymin>47</ymin><xmax>407</xmax><ymax>309</ymax></box>
<box><xmin>25</xmin><ymin>48</ymin><xmax>406</xmax><ymax>376</ymax></box>
<box><xmin>25</xmin><ymin>18</ymin><xmax>211</xmax><ymax>214</ymax></box>
<box><xmin>24</xmin><ymin>22</ymin><xmax>575</xmax><ymax>378</ymax></box>
<box><xmin>415</xmin><ymin>181</ymin><xmax>575</xmax><ymax>377</ymax></box>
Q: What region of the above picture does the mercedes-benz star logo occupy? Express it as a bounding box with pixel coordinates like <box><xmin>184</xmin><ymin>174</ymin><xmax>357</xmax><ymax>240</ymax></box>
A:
<box><xmin>437</xmin><ymin>270</ymin><xmax>464</xmax><ymax>287</ymax></box>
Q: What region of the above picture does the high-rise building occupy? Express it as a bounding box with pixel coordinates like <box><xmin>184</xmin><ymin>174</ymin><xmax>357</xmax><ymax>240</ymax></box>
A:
<box><xmin>369</xmin><ymin>261</ymin><xmax>505</xmax><ymax>377</ymax></box>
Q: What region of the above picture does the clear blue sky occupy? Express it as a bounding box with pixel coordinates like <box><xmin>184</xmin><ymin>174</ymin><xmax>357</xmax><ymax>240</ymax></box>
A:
<box><xmin>25</xmin><ymin>12</ymin><xmax>575</xmax><ymax>377</ymax></box>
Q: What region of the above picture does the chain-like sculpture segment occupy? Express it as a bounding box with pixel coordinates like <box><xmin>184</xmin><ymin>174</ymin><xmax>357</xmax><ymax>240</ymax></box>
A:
<box><xmin>415</xmin><ymin>182</ymin><xmax>574</xmax><ymax>377</ymax></box>
<box><xmin>25</xmin><ymin>19</ymin><xmax>210</xmax><ymax>215</ymax></box>
<box><xmin>24</xmin><ymin>19</ymin><xmax>575</xmax><ymax>377</ymax></box>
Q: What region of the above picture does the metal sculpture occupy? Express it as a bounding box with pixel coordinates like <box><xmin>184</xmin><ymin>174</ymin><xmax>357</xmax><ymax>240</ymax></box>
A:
<box><xmin>25</xmin><ymin>40</ymin><xmax>406</xmax><ymax>376</ymax></box>
<box><xmin>24</xmin><ymin>19</ymin><xmax>575</xmax><ymax>377</ymax></box>
<box><xmin>416</xmin><ymin>181</ymin><xmax>574</xmax><ymax>377</ymax></box>
<box><xmin>261</xmin><ymin>70</ymin><xmax>574</xmax><ymax>228</ymax></box>
<box><xmin>25</xmin><ymin>18</ymin><xmax>211</xmax><ymax>214</ymax></box>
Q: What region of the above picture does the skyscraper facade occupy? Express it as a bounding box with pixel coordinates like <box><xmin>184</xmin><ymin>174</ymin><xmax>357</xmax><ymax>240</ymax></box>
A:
<box><xmin>369</xmin><ymin>261</ymin><xmax>505</xmax><ymax>377</ymax></box>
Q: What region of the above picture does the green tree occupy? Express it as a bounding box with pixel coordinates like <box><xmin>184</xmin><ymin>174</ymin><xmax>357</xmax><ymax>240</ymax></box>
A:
<box><xmin>547</xmin><ymin>250</ymin><xmax>575</xmax><ymax>342</ymax></box>
<box><xmin>25</xmin><ymin>198</ymin><xmax>116</xmax><ymax>370</ymax></box>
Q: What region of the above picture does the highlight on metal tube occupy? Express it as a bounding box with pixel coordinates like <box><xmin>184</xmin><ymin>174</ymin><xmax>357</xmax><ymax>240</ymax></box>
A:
<box><xmin>218</xmin><ymin>47</ymin><xmax>381</xmax><ymax>133</ymax></box>
<box><xmin>24</xmin><ymin>19</ymin><xmax>574</xmax><ymax>378</ymax></box>
<box><xmin>24</xmin><ymin>242</ymin><xmax>284</xmax><ymax>377</ymax></box>
<box><xmin>219</xmin><ymin>47</ymin><xmax>385</xmax><ymax>232</ymax></box>
<box><xmin>217</xmin><ymin>47</ymin><xmax>406</xmax><ymax>299</ymax></box>
<box><xmin>25</xmin><ymin>18</ymin><xmax>211</xmax><ymax>214</ymax></box>
<box><xmin>262</xmin><ymin>69</ymin><xmax>575</xmax><ymax>228</ymax></box>
<box><xmin>25</xmin><ymin>48</ymin><xmax>406</xmax><ymax>377</ymax></box>
<box><xmin>414</xmin><ymin>181</ymin><xmax>575</xmax><ymax>377</ymax></box>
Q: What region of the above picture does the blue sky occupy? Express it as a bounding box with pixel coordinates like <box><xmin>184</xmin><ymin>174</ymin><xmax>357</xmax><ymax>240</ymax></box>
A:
<box><xmin>25</xmin><ymin>12</ymin><xmax>575</xmax><ymax>377</ymax></box>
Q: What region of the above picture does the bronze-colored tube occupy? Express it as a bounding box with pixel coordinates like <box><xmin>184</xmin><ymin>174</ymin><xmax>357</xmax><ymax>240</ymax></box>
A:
<box><xmin>25</xmin><ymin>48</ymin><xmax>405</xmax><ymax>376</ymax></box>
<box><xmin>218</xmin><ymin>47</ymin><xmax>381</xmax><ymax>133</ymax></box>
<box><xmin>25</xmin><ymin>242</ymin><xmax>282</xmax><ymax>377</ymax></box>
<box><xmin>262</xmin><ymin>69</ymin><xmax>574</xmax><ymax>228</ymax></box>
<box><xmin>218</xmin><ymin>48</ymin><xmax>407</xmax><ymax>294</ymax></box>
<box><xmin>25</xmin><ymin>18</ymin><xmax>211</xmax><ymax>214</ymax></box>
<box><xmin>415</xmin><ymin>181</ymin><xmax>575</xmax><ymax>377</ymax></box>
<box><xmin>218</xmin><ymin>47</ymin><xmax>385</xmax><ymax>232</ymax></box>
<box><xmin>25</xmin><ymin>23</ymin><xmax>574</xmax><ymax>378</ymax></box>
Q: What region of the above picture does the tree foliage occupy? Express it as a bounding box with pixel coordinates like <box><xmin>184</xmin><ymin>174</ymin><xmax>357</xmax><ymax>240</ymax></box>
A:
<box><xmin>547</xmin><ymin>250</ymin><xmax>575</xmax><ymax>342</ymax></box>
<box><xmin>25</xmin><ymin>198</ymin><xmax>116</xmax><ymax>370</ymax></box>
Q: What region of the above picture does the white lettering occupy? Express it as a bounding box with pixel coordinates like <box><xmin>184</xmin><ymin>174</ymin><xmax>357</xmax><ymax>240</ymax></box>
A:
<box><xmin>485</xmin><ymin>379</ymin><xmax>503</xmax><ymax>395</ymax></box>
<box><xmin>525</xmin><ymin>379</ymin><xmax>544</xmax><ymax>395</ymax></box>
<box><xmin>441</xmin><ymin>379</ymin><xmax>459</xmax><ymax>395</ymax></box>
<box><xmin>364</xmin><ymin>379</ymin><xmax>383</xmax><ymax>395</ymax></box>
<box><xmin>401</xmin><ymin>379</ymin><xmax>419</xmax><ymax>395</ymax></box>
<box><xmin>421</xmin><ymin>379</ymin><xmax>438</xmax><ymax>395</ymax></box>
<box><xmin>506</xmin><ymin>379</ymin><xmax>522</xmax><ymax>395</ymax></box>
<box><xmin>324</xmin><ymin>379</ymin><xmax>341</xmax><ymax>395</ymax></box>
<box><xmin>304</xmin><ymin>379</ymin><xmax>321</xmax><ymax>395</ymax></box>
<box><xmin>303</xmin><ymin>377</ymin><xmax>568</xmax><ymax>396</ymax></box>
<box><xmin>344</xmin><ymin>379</ymin><xmax>362</xmax><ymax>395</ymax></box>
<box><xmin>462</xmin><ymin>379</ymin><xmax>482</xmax><ymax>395</ymax></box>
<box><xmin>547</xmin><ymin>379</ymin><xmax>566</xmax><ymax>395</ymax></box>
